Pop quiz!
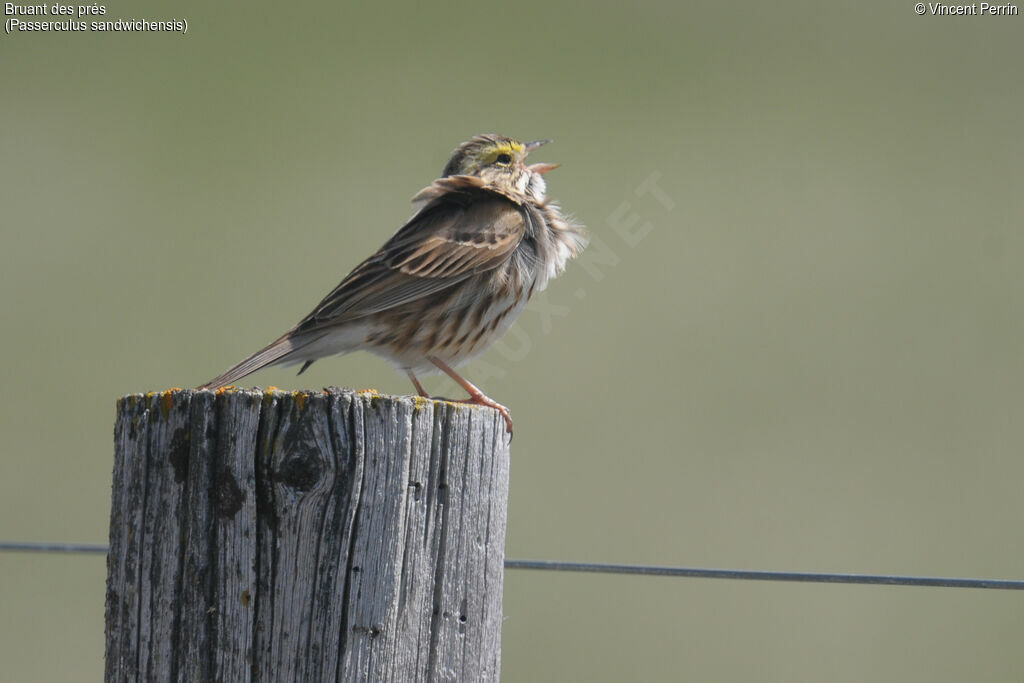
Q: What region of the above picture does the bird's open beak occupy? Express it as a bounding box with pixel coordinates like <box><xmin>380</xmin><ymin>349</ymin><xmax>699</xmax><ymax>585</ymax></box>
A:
<box><xmin>524</xmin><ymin>139</ymin><xmax>552</xmax><ymax>153</ymax></box>
<box><xmin>523</xmin><ymin>140</ymin><xmax>556</xmax><ymax>173</ymax></box>
<box><xmin>527</xmin><ymin>162</ymin><xmax>560</xmax><ymax>174</ymax></box>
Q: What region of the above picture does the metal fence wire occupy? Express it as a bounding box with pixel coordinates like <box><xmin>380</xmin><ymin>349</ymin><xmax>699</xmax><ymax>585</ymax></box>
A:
<box><xmin>3</xmin><ymin>541</ymin><xmax>1024</xmax><ymax>591</ymax></box>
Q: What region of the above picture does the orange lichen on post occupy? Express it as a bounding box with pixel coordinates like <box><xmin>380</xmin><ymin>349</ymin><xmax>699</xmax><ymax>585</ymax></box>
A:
<box><xmin>160</xmin><ymin>388</ymin><xmax>182</xmax><ymax>419</ymax></box>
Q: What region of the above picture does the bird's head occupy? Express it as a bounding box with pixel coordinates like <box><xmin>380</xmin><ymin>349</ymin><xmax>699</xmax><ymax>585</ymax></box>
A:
<box><xmin>442</xmin><ymin>134</ymin><xmax>558</xmax><ymax>199</ymax></box>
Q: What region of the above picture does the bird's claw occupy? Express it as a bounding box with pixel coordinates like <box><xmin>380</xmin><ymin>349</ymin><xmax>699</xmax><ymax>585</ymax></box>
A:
<box><xmin>436</xmin><ymin>394</ymin><xmax>513</xmax><ymax>436</ymax></box>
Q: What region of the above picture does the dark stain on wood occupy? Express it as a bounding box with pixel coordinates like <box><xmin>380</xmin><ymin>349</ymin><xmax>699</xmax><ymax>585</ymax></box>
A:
<box><xmin>215</xmin><ymin>468</ymin><xmax>245</xmax><ymax>518</ymax></box>
<box><xmin>168</xmin><ymin>428</ymin><xmax>189</xmax><ymax>484</ymax></box>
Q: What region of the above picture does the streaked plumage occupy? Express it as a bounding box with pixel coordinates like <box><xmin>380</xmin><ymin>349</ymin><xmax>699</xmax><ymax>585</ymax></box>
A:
<box><xmin>198</xmin><ymin>134</ymin><xmax>587</xmax><ymax>433</ymax></box>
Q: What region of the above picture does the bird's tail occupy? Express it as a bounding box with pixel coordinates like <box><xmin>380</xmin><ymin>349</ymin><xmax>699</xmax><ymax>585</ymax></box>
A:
<box><xmin>197</xmin><ymin>333</ymin><xmax>300</xmax><ymax>390</ymax></box>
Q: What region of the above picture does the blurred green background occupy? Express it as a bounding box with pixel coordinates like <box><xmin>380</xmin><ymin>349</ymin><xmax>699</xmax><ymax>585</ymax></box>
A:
<box><xmin>3</xmin><ymin>0</ymin><xmax>1023</xmax><ymax>680</ymax></box>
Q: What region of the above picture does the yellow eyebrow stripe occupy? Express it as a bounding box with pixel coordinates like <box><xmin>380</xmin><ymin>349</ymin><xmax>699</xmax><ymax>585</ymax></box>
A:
<box><xmin>481</xmin><ymin>142</ymin><xmax>524</xmax><ymax>165</ymax></box>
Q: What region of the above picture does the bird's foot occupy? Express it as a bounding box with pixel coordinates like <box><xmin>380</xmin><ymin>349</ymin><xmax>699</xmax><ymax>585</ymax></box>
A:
<box><xmin>421</xmin><ymin>357</ymin><xmax>513</xmax><ymax>436</ymax></box>
<box><xmin>458</xmin><ymin>392</ymin><xmax>513</xmax><ymax>435</ymax></box>
<box><xmin>433</xmin><ymin>393</ymin><xmax>513</xmax><ymax>436</ymax></box>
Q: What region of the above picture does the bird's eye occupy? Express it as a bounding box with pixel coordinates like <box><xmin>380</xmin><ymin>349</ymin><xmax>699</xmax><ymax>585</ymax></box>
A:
<box><xmin>496</xmin><ymin>153</ymin><xmax>512</xmax><ymax>165</ymax></box>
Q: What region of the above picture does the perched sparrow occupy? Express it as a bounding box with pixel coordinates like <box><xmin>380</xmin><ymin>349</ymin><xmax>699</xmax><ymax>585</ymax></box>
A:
<box><xmin>198</xmin><ymin>134</ymin><xmax>588</xmax><ymax>433</ymax></box>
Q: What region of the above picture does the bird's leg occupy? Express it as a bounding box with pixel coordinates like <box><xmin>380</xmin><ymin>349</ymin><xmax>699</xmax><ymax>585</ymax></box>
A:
<box><xmin>428</xmin><ymin>356</ymin><xmax>513</xmax><ymax>434</ymax></box>
<box><xmin>406</xmin><ymin>370</ymin><xmax>430</xmax><ymax>398</ymax></box>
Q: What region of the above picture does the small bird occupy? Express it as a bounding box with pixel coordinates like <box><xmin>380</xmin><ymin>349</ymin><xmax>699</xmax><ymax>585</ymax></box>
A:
<box><xmin>198</xmin><ymin>134</ymin><xmax>588</xmax><ymax>433</ymax></box>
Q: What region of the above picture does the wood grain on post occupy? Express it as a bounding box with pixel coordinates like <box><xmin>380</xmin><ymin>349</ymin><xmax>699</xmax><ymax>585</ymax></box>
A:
<box><xmin>105</xmin><ymin>388</ymin><xmax>510</xmax><ymax>682</ymax></box>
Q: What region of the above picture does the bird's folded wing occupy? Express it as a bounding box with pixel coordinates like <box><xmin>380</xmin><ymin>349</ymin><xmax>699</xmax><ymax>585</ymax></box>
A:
<box><xmin>295</xmin><ymin>180</ymin><xmax>526</xmax><ymax>330</ymax></box>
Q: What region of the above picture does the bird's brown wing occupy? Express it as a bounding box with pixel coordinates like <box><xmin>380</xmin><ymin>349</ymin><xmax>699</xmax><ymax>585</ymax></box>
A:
<box><xmin>294</xmin><ymin>177</ymin><xmax>526</xmax><ymax>332</ymax></box>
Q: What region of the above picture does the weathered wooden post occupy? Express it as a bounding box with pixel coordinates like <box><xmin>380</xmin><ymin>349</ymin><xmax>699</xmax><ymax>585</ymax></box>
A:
<box><xmin>105</xmin><ymin>388</ymin><xmax>510</xmax><ymax>682</ymax></box>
